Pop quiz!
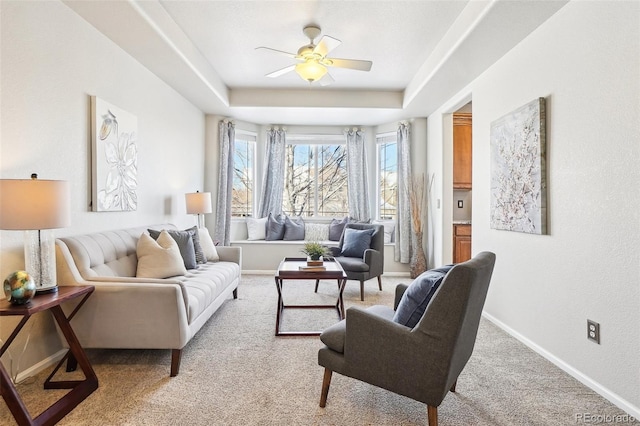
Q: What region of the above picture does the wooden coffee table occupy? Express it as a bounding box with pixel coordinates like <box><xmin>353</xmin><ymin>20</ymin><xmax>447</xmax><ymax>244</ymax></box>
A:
<box><xmin>274</xmin><ymin>257</ymin><xmax>347</xmax><ymax>336</ymax></box>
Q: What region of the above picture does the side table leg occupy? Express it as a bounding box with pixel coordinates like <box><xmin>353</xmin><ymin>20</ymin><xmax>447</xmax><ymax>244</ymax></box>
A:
<box><xmin>275</xmin><ymin>277</ymin><xmax>283</xmax><ymax>336</ymax></box>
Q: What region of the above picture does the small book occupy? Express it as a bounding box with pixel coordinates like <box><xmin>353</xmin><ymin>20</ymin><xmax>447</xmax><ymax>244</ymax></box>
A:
<box><xmin>299</xmin><ymin>266</ymin><xmax>327</xmax><ymax>271</ymax></box>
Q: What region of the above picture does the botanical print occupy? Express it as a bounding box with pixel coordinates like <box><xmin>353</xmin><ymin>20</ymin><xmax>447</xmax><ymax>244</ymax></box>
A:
<box><xmin>490</xmin><ymin>98</ymin><xmax>546</xmax><ymax>234</ymax></box>
<box><xmin>91</xmin><ymin>96</ymin><xmax>138</xmax><ymax>212</ymax></box>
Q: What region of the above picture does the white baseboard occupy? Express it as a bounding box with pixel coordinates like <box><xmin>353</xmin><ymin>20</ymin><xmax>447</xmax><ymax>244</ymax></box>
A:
<box><xmin>241</xmin><ymin>270</ymin><xmax>410</xmax><ymax>278</ymax></box>
<box><xmin>14</xmin><ymin>348</ymin><xmax>67</xmax><ymax>384</ymax></box>
<box><xmin>482</xmin><ymin>312</ymin><xmax>640</xmax><ymax>419</ymax></box>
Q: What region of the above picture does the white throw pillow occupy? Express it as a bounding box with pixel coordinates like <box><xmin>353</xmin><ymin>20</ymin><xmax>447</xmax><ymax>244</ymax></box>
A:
<box><xmin>246</xmin><ymin>217</ymin><xmax>267</xmax><ymax>240</ymax></box>
<box><xmin>373</xmin><ymin>220</ymin><xmax>396</xmax><ymax>244</ymax></box>
<box><xmin>304</xmin><ymin>223</ymin><xmax>330</xmax><ymax>241</ymax></box>
<box><xmin>136</xmin><ymin>231</ymin><xmax>187</xmax><ymax>278</ymax></box>
<box><xmin>198</xmin><ymin>227</ymin><xmax>219</xmax><ymax>262</ymax></box>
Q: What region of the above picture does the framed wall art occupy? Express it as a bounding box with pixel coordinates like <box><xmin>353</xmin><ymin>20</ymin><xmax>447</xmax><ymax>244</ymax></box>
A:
<box><xmin>91</xmin><ymin>96</ymin><xmax>138</xmax><ymax>212</ymax></box>
<box><xmin>490</xmin><ymin>97</ymin><xmax>547</xmax><ymax>234</ymax></box>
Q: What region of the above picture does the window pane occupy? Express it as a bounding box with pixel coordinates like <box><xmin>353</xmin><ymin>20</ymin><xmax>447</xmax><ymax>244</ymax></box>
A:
<box><xmin>232</xmin><ymin>140</ymin><xmax>254</xmax><ymax>217</ymax></box>
<box><xmin>317</xmin><ymin>145</ymin><xmax>348</xmax><ymax>216</ymax></box>
<box><xmin>378</xmin><ymin>141</ymin><xmax>397</xmax><ymax>220</ymax></box>
<box><xmin>282</xmin><ymin>141</ymin><xmax>348</xmax><ymax>217</ymax></box>
<box><xmin>284</xmin><ymin>144</ymin><xmax>316</xmax><ymax>216</ymax></box>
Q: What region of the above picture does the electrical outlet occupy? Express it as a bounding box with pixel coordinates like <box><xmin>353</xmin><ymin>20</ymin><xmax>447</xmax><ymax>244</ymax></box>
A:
<box><xmin>457</xmin><ymin>200</ymin><xmax>463</xmax><ymax>208</ymax></box>
<box><xmin>587</xmin><ymin>320</ymin><xmax>600</xmax><ymax>344</ymax></box>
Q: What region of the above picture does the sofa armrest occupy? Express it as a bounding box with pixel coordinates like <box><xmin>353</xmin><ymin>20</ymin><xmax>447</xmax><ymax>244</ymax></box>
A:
<box><xmin>216</xmin><ymin>246</ymin><xmax>242</xmax><ymax>266</ymax></box>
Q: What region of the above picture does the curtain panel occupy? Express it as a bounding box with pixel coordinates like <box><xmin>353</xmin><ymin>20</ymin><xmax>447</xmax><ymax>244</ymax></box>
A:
<box><xmin>214</xmin><ymin>120</ymin><xmax>235</xmax><ymax>246</ymax></box>
<box><xmin>395</xmin><ymin>122</ymin><xmax>412</xmax><ymax>263</ymax></box>
<box><xmin>345</xmin><ymin>128</ymin><xmax>370</xmax><ymax>221</ymax></box>
<box><xmin>258</xmin><ymin>127</ymin><xmax>286</xmax><ymax>218</ymax></box>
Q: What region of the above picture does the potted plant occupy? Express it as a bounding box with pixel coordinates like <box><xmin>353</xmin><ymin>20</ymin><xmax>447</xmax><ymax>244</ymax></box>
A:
<box><xmin>301</xmin><ymin>241</ymin><xmax>329</xmax><ymax>265</ymax></box>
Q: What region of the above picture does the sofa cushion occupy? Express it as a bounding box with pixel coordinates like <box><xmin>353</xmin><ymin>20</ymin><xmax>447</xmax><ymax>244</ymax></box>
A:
<box><xmin>329</xmin><ymin>216</ymin><xmax>348</xmax><ymax>241</ymax></box>
<box><xmin>246</xmin><ymin>217</ymin><xmax>267</xmax><ymax>240</ymax></box>
<box><xmin>136</xmin><ymin>231</ymin><xmax>187</xmax><ymax>279</ymax></box>
<box><xmin>198</xmin><ymin>227</ymin><xmax>219</xmax><ymax>262</ymax></box>
<box><xmin>266</xmin><ymin>213</ymin><xmax>286</xmax><ymax>241</ymax></box>
<box><xmin>181</xmin><ymin>261</ymin><xmax>241</xmax><ymax>323</ymax></box>
<box><xmin>283</xmin><ymin>215</ymin><xmax>305</xmax><ymax>240</ymax></box>
<box><xmin>393</xmin><ymin>265</ymin><xmax>454</xmax><ymax>328</ymax></box>
<box><xmin>148</xmin><ymin>228</ymin><xmax>197</xmax><ymax>270</ymax></box>
<box><xmin>340</xmin><ymin>227</ymin><xmax>374</xmax><ymax>258</ymax></box>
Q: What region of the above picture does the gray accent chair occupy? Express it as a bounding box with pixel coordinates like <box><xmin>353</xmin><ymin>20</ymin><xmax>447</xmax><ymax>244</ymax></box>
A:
<box><xmin>318</xmin><ymin>251</ymin><xmax>496</xmax><ymax>426</ymax></box>
<box><xmin>316</xmin><ymin>223</ymin><xmax>384</xmax><ymax>301</ymax></box>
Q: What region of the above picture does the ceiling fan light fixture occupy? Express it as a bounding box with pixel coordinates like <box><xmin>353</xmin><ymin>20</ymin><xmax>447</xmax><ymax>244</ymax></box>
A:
<box><xmin>295</xmin><ymin>60</ymin><xmax>327</xmax><ymax>83</ymax></box>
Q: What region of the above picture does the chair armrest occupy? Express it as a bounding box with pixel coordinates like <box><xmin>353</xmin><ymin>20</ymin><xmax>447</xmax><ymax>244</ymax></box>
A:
<box><xmin>394</xmin><ymin>284</ymin><xmax>409</xmax><ymax>310</ymax></box>
<box><xmin>363</xmin><ymin>248</ymin><xmax>383</xmax><ymax>276</ymax></box>
<box><xmin>344</xmin><ymin>306</ymin><xmax>448</xmax><ymax>394</ymax></box>
<box><xmin>328</xmin><ymin>246</ymin><xmax>341</xmax><ymax>257</ymax></box>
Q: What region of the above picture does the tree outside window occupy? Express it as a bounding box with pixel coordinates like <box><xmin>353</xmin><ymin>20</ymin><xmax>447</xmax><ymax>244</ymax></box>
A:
<box><xmin>283</xmin><ymin>143</ymin><xmax>347</xmax><ymax>217</ymax></box>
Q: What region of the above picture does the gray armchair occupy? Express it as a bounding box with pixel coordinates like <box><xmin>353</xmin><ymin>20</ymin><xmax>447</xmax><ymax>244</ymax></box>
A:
<box><xmin>317</xmin><ymin>251</ymin><xmax>496</xmax><ymax>426</ymax></box>
<box><xmin>316</xmin><ymin>223</ymin><xmax>384</xmax><ymax>301</ymax></box>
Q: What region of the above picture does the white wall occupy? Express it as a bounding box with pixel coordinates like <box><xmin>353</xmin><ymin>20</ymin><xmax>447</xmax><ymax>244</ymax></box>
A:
<box><xmin>428</xmin><ymin>0</ymin><xmax>640</xmax><ymax>414</ymax></box>
<box><xmin>0</xmin><ymin>1</ymin><xmax>204</xmax><ymax>376</ymax></box>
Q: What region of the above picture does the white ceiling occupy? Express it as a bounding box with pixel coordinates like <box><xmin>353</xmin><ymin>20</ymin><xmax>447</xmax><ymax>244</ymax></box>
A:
<box><xmin>63</xmin><ymin>0</ymin><xmax>568</xmax><ymax>126</ymax></box>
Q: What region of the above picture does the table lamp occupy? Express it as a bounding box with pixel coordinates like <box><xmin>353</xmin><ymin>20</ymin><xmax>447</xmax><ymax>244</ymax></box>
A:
<box><xmin>185</xmin><ymin>191</ymin><xmax>212</xmax><ymax>228</ymax></box>
<box><xmin>0</xmin><ymin>174</ymin><xmax>71</xmax><ymax>294</ymax></box>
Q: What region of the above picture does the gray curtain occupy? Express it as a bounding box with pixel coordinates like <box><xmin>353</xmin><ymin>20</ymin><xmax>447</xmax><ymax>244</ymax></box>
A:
<box><xmin>214</xmin><ymin>120</ymin><xmax>235</xmax><ymax>246</ymax></box>
<box><xmin>395</xmin><ymin>122</ymin><xmax>412</xmax><ymax>263</ymax></box>
<box><xmin>258</xmin><ymin>127</ymin><xmax>286</xmax><ymax>218</ymax></box>
<box><xmin>345</xmin><ymin>128</ymin><xmax>370</xmax><ymax>221</ymax></box>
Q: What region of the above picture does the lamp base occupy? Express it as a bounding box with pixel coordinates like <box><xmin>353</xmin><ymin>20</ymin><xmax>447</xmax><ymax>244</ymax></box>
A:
<box><xmin>36</xmin><ymin>285</ymin><xmax>58</xmax><ymax>295</ymax></box>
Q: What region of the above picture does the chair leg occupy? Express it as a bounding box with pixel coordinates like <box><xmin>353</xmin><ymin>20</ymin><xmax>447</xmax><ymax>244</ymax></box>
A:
<box><xmin>427</xmin><ymin>405</ymin><xmax>438</xmax><ymax>426</ymax></box>
<box><xmin>320</xmin><ymin>368</ymin><xmax>333</xmax><ymax>407</ymax></box>
<box><xmin>377</xmin><ymin>275</ymin><xmax>382</xmax><ymax>291</ymax></box>
<box><xmin>314</xmin><ymin>279</ymin><xmax>320</xmax><ymax>293</ymax></box>
<box><xmin>450</xmin><ymin>380</ymin><xmax>457</xmax><ymax>392</ymax></box>
<box><xmin>360</xmin><ymin>280</ymin><xmax>365</xmax><ymax>301</ymax></box>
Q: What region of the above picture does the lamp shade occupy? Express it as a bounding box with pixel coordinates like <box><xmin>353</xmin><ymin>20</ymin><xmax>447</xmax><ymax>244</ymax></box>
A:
<box><xmin>295</xmin><ymin>60</ymin><xmax>328</xmax><ymax>83</ymax></box>
<box><xmin>185</xmin><ymin>191</ymin><xmax>212</xmax><ymax>215</ymax></box>
<box><xmin>0</xmin><ymin>178</ymin><xmax>71</xmax><ymax>230</ymax></box>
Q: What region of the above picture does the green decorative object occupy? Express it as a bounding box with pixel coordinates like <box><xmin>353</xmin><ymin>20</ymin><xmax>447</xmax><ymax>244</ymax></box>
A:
<box><xmin>3</xmin><ymin>270</ymin><xmax>36</xmax><ymax>305</ymax></box>
<box><xmin>301</xmin><ymin>241</ymin><xmax>329</xmax><ymax>261</ymax></box>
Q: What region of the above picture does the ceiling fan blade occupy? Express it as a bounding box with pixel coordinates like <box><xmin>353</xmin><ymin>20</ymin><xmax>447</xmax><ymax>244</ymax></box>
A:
<box><xmin>256</xmin><ymin>46</ymin><xmax>298</xmax><ymax>59</ymax></box>
<box><xmin>313</xmin><ymin>35</ymin><xmax>341</xmax><ymax>57</ymax></box>
<box><xmin>318</xmin><ymin>72</ymin><xmax>334</xmax><ymax>87</ymax></box>
<box><xmin>325</xmin><ymin>58</ymin><xmax>372</xmax><ymax>72</ymax></box>
<box><xmin>266</xmin><ymin>65</ymin><xmax>296</xmax><ymax>78</ymax></box>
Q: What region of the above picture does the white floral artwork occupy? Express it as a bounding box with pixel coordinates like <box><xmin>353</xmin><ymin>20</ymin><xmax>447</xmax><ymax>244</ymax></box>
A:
<box><xmin>490</xmin><ymin>98</ymin><xmax>546</xmax><ymax>234</ymax></box>
<box><xmin>91</xmin><ymin>96</ymin><xmax>138</xmax><ymax>212</ymax></box>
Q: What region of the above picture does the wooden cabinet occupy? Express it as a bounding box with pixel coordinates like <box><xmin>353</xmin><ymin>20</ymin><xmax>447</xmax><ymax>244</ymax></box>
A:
<box><xmin>453</xmin><ymin>224</ymin><xmax>472</xmax><ymax>264</ymax></box>
<box><xmin>453</xmin><ymin>113</ymin><xmax>472</xmax><ymax>189</ymax></box>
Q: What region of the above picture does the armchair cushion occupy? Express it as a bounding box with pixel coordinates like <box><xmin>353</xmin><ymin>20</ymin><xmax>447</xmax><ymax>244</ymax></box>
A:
<box><xmin>393</xmin><ymin>265</ymin><xmax>454</xmax><ymax>328</ymax></box>
<box><xmin>335</xmin><ymin>256</ymin><xmax>369</xmax><ymax>272</ymax></box>
<box><xmin>340</xmin><ymin>227</ymin><xmax>375</xmax><ymax>258</ymax></box>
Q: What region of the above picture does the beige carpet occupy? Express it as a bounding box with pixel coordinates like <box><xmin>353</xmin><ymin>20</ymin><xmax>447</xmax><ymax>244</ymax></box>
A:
<box><xmin>1</xmin><ymin>275</ymin><xmax>635</xmax><ymax>425</ymax></box>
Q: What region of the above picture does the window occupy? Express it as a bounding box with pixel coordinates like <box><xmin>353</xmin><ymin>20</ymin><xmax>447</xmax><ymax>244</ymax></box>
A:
<box><xmin>232</xmin><ymin>132</ymin><xmax>256</xmax><ymax>217</ymax></box>
<box><xmin>282</xmin><ymin>135</ymin><xmax>347</xmax><ymax>217</ymax></box>
<box><xmin>377</xmin><ymin>133</ymin><xmax>397</xmax><ymax>220</ymax></box>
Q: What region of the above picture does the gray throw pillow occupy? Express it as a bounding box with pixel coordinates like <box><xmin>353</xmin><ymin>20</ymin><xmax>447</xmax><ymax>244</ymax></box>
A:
<box><xmin>329</xmin><ymin>216</ymin><xmax>348</xmax><ymax>241</ymax></box>
<box><xmin>265</xmin><ymin>213</ymin><xmax>286</xmax><ymax>241</ymax></box>
<box><xmin>392</xmin><ymin>265</ymin><xmax>454</xmax><ymax>328</ymax></box>
<box><xmin>283</xmin><ymin>215</ymin><xmax>305</xmax><ymax>240</ymax></box>
<box><xmin>185</xmin><ymin>226</ymin><xmax>206</xmax><ymax>264</ymax></box>
<box><xmin>148</xmin><ymin>229</ymin><xmax>197</xmax><ymax>270</ymax></box>
<box><xmin>340</xmin><ymin>227</ymin><xmax>375</xmax><ymax>258</ymax></box>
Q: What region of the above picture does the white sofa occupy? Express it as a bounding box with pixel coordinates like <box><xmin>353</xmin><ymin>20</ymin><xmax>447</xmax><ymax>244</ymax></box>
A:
<box><xmin>55</xmin><ymin>224</ymin><xmax>241</xmax><ymax>376</ymax></box>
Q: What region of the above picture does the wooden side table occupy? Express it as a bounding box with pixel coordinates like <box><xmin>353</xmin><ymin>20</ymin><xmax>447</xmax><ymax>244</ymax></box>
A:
<box><xmin>0</xmin><ymin>285</ymin><xmax>98</xmax><ymax>426</ymax></box>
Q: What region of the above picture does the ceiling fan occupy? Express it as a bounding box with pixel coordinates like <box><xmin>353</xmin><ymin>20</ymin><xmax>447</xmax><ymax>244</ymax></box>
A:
<box><xmin>256</xmin><ymin>25</ymin><xmax>373</xmax><ymax>86</ymax></box>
